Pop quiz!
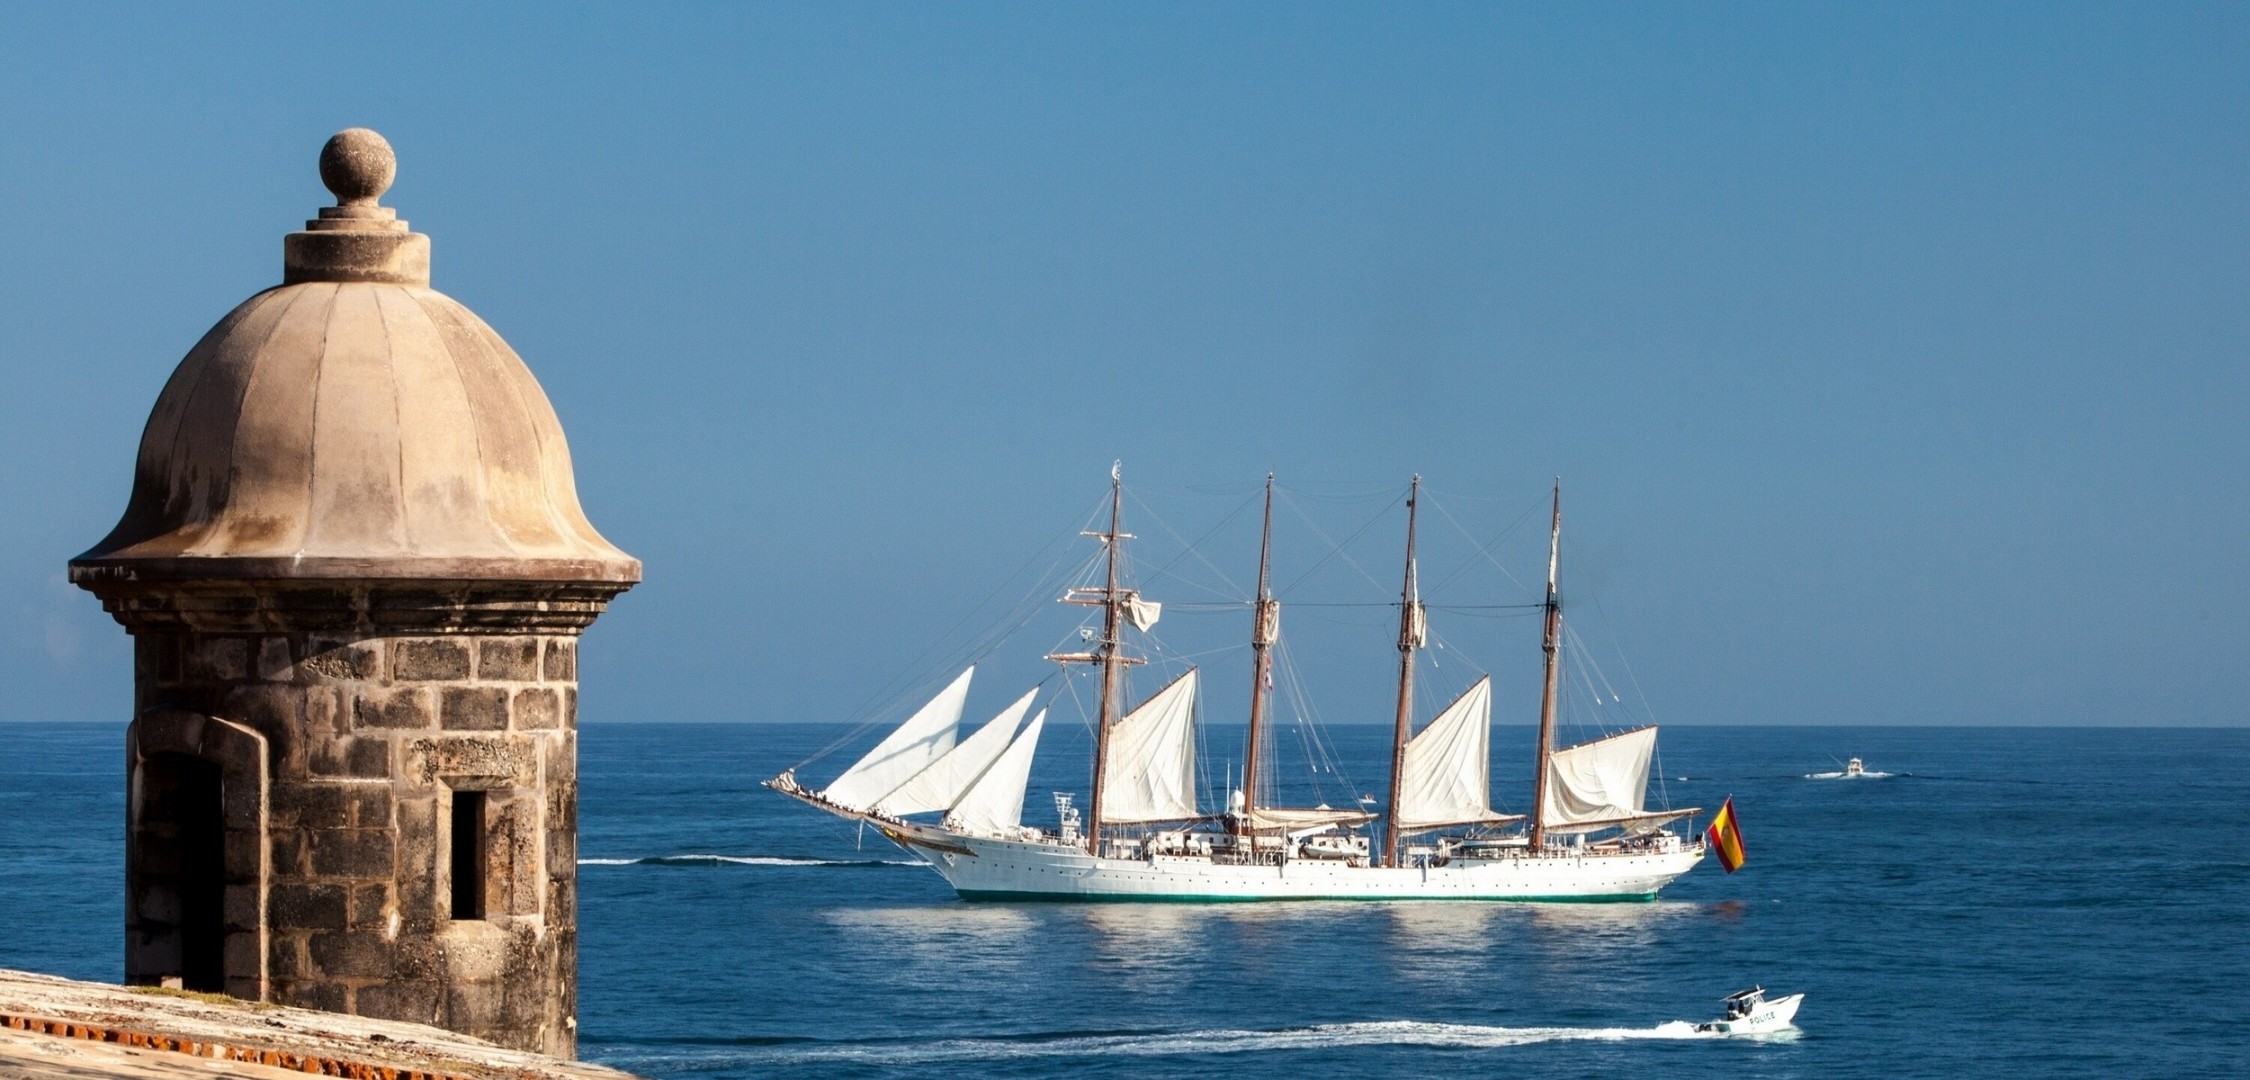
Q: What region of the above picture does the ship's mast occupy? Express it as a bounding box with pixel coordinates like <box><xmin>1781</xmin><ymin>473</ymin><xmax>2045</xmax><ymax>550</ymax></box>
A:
<box><xmin>1049</xmin><ymin>465</ymin><xmax>1140</xmax><ymax>854</ymax></box>
<box><xmin>1240</xmin><ymin>473</ymin><xmax>1279</xmax><ymax>840</ymax></box>
<box><xmin>1528</xmin><ymin>479</ymin><xmax>1563</xmax><ymax>852</ymax></box>
<box><xmin>1384</xmin><ymin>476</ymin><xmax>1423</xmax><ymax>868</ymax></box>
<box><xmin>1086</xmin><ymin>466</ymin><xmax>1127</xmax><ymax>855</ymax></box>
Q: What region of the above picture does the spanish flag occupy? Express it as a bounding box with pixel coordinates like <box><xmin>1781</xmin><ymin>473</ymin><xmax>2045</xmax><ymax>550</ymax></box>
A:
<box><xmin>1705</xmin><ymin>797</ymin><xmax>1746</xmax><ymax>873</ymax></box>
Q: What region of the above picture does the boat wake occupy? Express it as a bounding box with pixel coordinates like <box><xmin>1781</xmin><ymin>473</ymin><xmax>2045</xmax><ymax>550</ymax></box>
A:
<box><xmin>577</xmin><ymin>853</ymin><xmax>917</xmax><ymax>868</ymax></box>
<box><xmin>589</xmin><ymin>1018</ymin><xmax>1784</xmax><ymax>1069</ymax></box>
<box><xmin>1803</xmin><ymin>770</ymin><xmax>1895</xmax><ymax>780</ymax></box>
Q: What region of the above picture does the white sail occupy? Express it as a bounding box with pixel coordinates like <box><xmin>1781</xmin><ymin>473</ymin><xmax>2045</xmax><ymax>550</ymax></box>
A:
<box><xmin>873</xmin><ymin>688</ymin><xmax>1038</xmax><ymax>817</ymax></box>
<box><xmin>821</xmin><ymin>668</ymin><xmax>973</xmax><ymax>811</ymax></box>
<box><xmin>1397</xmin><ymin>677</ymin><xmax>1514</xmax><ymax>832</ymax></box>
<box><xmin>1541</xmin><ymin>726</ymin><xmax>1658</xmax><ymax>834</ymax></box>
<box><xmin>946</xmin><ymin>710</ymin><xmax>1045</xmax><ymax>836</ymax></box>
<box><xmin>1099</xmin><ymin>669</ymin><xmax>1200</xmax><ymax>824</ymax></box>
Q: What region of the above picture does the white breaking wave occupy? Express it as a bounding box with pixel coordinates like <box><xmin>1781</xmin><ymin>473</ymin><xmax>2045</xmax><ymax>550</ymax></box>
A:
<box><xmin>634</xmin><ymin>1019</ymin><xmax>1749</xmax><ymax>1068</ymax></box>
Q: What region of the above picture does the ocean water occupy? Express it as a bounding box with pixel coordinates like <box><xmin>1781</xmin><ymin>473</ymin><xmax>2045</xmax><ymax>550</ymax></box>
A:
<box><xmin>3</xmin><ymin>722</ymin><xmax>2244</xmax><ymax>1079</ymax></box>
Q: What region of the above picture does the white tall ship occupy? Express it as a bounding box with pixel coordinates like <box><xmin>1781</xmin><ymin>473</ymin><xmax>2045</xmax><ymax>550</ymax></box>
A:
<box><xmin>769</xmin><ymin>471</ymin><xmax>1703</xmax><ymax>901</ymax></box>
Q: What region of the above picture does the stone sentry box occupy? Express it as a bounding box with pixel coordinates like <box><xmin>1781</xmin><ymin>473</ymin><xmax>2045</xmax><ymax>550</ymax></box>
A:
<box><xmin>70</xmin><ymin>130</ymin><xmax>639</xmax><ymax>1059</ymax></box>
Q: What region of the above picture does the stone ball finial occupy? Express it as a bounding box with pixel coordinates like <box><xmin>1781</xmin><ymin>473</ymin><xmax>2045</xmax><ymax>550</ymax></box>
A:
<box><xmin>319</xmin><ymin>128</ymin><xmax>396</xmax><ymax>206</ymax></box>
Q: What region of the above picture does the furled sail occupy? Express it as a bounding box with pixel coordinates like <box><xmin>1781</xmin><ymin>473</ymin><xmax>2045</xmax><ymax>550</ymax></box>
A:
<box><xmin>946</xmin><ymin>710</ymin><xmax>1045</xmax><ymax>836</ymax></box>
<box><xmin>1242</xmin><ymin>806</ymin><xmax>1377</xmax><ymax>832</ymax></box>
<box><xmin>873</xmin><ymin>688</ymin><xmax>1038</xmax><ymax>817</ymax></box>
<box><xmin>1099</xmin><ymin>669</ymin><xmax>1200</xmax><ymax>824</ymax></box>
<box><xmin>822</xmin><ymin>668</ymin><xmax>973</xmax><ymax>811</ymax></box>
<box><xmin>1396</xmin><ymin>678</ymin><xmax>1516</xmax><ymax>832</ymax></box>
<box><xmin>1540</xmin><ymin>726</ymin><xmax>1659</xmax><ymax>834</ymax></box>
<box><xmin>1127</xmin><ymin>596</ymin><xmax>1163</xmax><ymax>631</ymax></box>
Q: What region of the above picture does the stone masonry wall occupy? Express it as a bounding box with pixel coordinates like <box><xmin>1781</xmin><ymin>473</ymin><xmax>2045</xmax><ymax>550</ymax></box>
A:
<box><xmin>131</xmin><ymin>630</ymin><xmax>581</xmax><ymax>1058</ymax></box>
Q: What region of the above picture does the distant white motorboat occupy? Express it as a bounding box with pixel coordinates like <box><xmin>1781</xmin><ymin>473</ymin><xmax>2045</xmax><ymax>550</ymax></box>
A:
<box><xmin>1695</xmin><ymin>987</ymin><xmax>1803</xmax><ymax>1034</ymax></box>
<box><xmin>1806</xmin><ymin>756</ymin><xmax>1891</xmax><ymax>780</ymax></box>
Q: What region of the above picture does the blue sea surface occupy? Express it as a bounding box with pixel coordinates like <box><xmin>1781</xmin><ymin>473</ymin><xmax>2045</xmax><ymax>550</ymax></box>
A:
<box><xmin>3</xmin><ymin>723</ymin><xmax>2244</xmax><ymax>1078</ymax></box>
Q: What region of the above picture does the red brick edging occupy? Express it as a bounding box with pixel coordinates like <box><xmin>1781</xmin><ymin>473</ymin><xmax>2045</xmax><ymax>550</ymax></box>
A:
<box><xmin>1</xmin><ymin>1010</ymin><xmax>484</xmax><ymax>1080</ymax></box>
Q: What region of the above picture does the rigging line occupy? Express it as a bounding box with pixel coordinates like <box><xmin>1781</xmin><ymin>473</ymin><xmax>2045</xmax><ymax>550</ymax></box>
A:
<box><xmin>1277</xmin><ymin>482</ymin><xmax>1413</xmax><ymax>501</ymax></box>
<box><xmin>1581</xmin><ymin>588</ymin><xmax>1671</xmax><ymax>811</ymax></box>
<box><xmin>1424</xmin><ymin>490</ymin><xmax>1543</xmax><ymax>598</ymax></box>
<box><xmin>811</xmin><ymin>525</ymin><xmax>1102</xmax><ymax>774</ymax></box>
<box><xmin>1271</xmin><ymin>638</ymin><xmax>1360</xmax><ymax>804</ymax></box>
<box><xmin>1587</xmin><ymin>589</ymin><xmax>1660</xmax><ymax>725</ymax></box>
<box><xmin>1150</xmin><ymin>641</ymin><xmax>1253</xmax><ymax>664</ymax></box>
<box><xmin>789</xmin><ymin>499</ymin><xmax>1105</xmax><ymax>771</ymax></box>
<box><xmin>1129</xmin><ymin>486</ymin><xmax>1255</xmax><ymax>603</ymax></box>
<box><xmin>1273</xmin><ymin>485</ymin><xmax>1406</xmax><ymax>598</ymax></box>
<box><xmin>1562</xmin><ymin>622</ymin><xmax>1627</xmax><ymax>710</ymax></box>
<box><xmin>1138</xmin><ymin>561</ymin><xmax>1247</xmax><ymax>604</ymax></box>
<box><xmin>1286</xmin><ymin>610</ymin><xmax>1393</xmax><ymax>629</ymax></box>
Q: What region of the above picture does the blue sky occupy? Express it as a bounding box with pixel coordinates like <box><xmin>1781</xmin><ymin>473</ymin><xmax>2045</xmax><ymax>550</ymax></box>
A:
<box><xmin>1</xmin><ymin>4</ymin><xmax>2243</xmax><ymax>729</ymax></box>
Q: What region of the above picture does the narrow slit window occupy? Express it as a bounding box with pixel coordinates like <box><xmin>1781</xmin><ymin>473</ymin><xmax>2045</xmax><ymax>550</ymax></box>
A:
<box><xmin>450</xmin><ymin>790</ymin><xmax>487</xmax><ymax>920</ymax></box>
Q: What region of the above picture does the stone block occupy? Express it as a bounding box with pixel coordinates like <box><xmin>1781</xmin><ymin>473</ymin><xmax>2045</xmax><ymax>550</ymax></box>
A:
<box><xmin>279</xmin><ymin>979</ymin><xmax>348</xmax><ymax>1014</ymax></box>
<box><xmin>188</xmin><ymin>637</ymin><xmax>251</xmax><ymax>681</ymax></box>
<box><xmin>350</xmin><ymin>787</ymin><xmax>393</xmax><ymax>827</ymax></box>
<box><xmin>440</xmin><ymin>686</ymin><xmax>510</xmax><ymax>730</ymax></box>
<box><xmin>222</xmin><ymin>778</ymin><xmax>265</xmax><ymax>831</ymax></box>
<box><xmin>273</xmin><ymin>784</ymin><xmax>351</xmax><ymax>829</ymax></box>
<box><xmin>297</xmin><ymin>638</ymin><xmax>380</xmax><ymax>681</ymax></box>
<box><xmin>564</xmin><ymin>687</ymin><xmax>578</xmax><ymax>728</ymax></box>
<box><xmin>547</xmin><ymin>880</ymin><xmax>575</xmax><ymax>928</ymax></box>
<box><xmin>394</xmin><ymin>638</ymin><xmax>471</xmax><ymax>680</ymax></box>
<box><xmin>405</xmin><ymin>736</ymin><xmax>532</xmax><ymax>785</ymax></box>
<box><xmin>357</xmin><ymin>980</ymin><xmax>442</xmax><ymax>1026</ymax></box>
<box><xmin>308</xmin><ymin>827</ymin><xmax>396</xmax><ymax>878</ymax></box>
<box><xmin>476</xmin><ymin>638</ymin><xmax>540</xmax><ymax>681</ymax></box>
<box><xmin>541</xmin><ymin>733</ymin><xmax>577</xmax><ymax>786</ymax></box>
<box><xmin>397</xmin><ymin>795</ymin><xmax>438</xmax><ymax>862</ymax></box>
<box><xmin>541</xmin><ymin>639</ymin><xmax>576</xmax><ymax>681</ymax></box>
<box><xmin>545</xmin><ymin>816</ymin><xmax>577</xmax><ymax>881</ymax></box>
<box><xmin>223</xmin><ymin>883</ymin><xmax>262</xmax><ymax>931</ymax></box>
<box><xmin>310</xmin><ymin>736</ymin><xmax>394</xmax><ymax>779</ymax></box>
<box><xmin>220</xmin><ymin>683</ymin><xmax>296</xmax><ymax>730</ymax></box>
<box><xmin>396</xmin><ymin>868</ymin><xmax>438</xmax><ymax>934</ymax></box>
<box><xmin>223</xmin><ymin>930</ymin><xmax>263</xmax><ymax>984</ymax></box>
<box><xmin>309</xmin><ymin>930</ymin><xmax>397</xmax><ymax>980</ymax></box>
<box><xmin>223</xmin><ymin>827</ymin><xmax>264</xmax><ymax>880</ymax></box>
<box><xmin>444</xmin><ymin>980</ymin><xmax>503</xmax><ymax>1035</ymax></box>
<box><xmin>271</xmin><ymin>883</ymin><xmax>348</xmax><ymax>930</ymax></box>
<box><xmin>354</xmin><ymin>686</ymin><xmax>434</xmax><ymax>730</ymax></box>
<box><xmin>349</xmin><ymin>883</ymin><xmax>393</xmax><ymax>930</ymax></box>
<box><xmin>136</xmin><ymin>884</ymin><xmax>180</xmax><ymax>925</ymax></box>
<box><xmin>512</xmin><ymin>687</ymin><xmax>561</xmax><ymax>730</ymax></box>
<box><xmin>257</xmin><ymin>636</ymin><xmax>294</xmax><ymax>681</ymax></box>
<box><xmin>301</xmin><ymin>686</ymin><xmax>348</xmax><ymax>733</ymax></box>
<box><xmin>269</xmin><ymin>828</ymin><xmax>309</xmax><ymax>876</ymax></box>
<box><xmin>268</xmin><ymin>935</ymin><xmax>311</xmax><ymax>981</ymax></box>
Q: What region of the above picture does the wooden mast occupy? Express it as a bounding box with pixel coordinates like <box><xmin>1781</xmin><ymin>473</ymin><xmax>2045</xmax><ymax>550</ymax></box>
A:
<box><xmin>1383</xmin><ymin>476</ymin><xmax>1423</xmax><ymax>868</ymax></box>
<box><xmin>1085</xmin><ymin>464</ymin><xmax>1127</xmax><ymax>856</ymax></box>
<box><xmin>1528</xmin><ymin>479</ymin><xmax>1563</xmax><ymax>852</ymax></box>
<box><xmin>1240</xmin><ymin>473</ymin><xmax>1279</xmax><ymax>841</ymax></box>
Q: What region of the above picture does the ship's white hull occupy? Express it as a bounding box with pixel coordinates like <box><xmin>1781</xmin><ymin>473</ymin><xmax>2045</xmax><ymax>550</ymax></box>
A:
<box><xmin>887</xmin><ymin>825</ymin><xmax>1704</xmax><ymax>902</ymax></box>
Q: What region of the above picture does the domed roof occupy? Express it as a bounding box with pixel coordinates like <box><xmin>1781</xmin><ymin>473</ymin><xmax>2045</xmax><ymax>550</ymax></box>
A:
<box><xmin>72</xmin><ymin>130</ymin><xmax>639</xmax><ymax>585</ymax></box>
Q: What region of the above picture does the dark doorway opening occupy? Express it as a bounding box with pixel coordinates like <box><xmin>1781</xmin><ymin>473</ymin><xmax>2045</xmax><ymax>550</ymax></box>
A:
<box><xmin>139</xmin><ymin>753</ymin><xmax>225</xmax><ymax>992</ymax></box>
<box><xmin>450</xmin><ymin>790</ymin><xmax>487</xmax><ymax>920</ymax></box>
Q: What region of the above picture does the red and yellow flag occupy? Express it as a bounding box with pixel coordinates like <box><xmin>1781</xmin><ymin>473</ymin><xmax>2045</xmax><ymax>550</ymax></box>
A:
<box><xmin>1705</xmin><ymin>797</ymin><xmax>1746</xmax><ymax>873</ymax></box>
